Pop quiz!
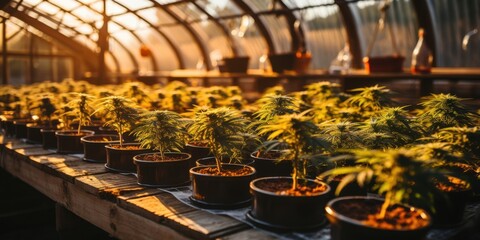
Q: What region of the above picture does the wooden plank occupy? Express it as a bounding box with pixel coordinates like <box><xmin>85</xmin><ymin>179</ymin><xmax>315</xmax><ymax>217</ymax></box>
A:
<box><xmin>75</xmin><ymin>173</ymin><xmax>143</xmax><ymax>201</ymax></box>
<box><xmin>121</xmin><ymin>193</ymin><xmax>248</xmax><ymax>240</ymax></box>
<box><xmin>218</xmin><ymin>228</ymin><xmax>279</xmax><ymax>240</ymax></box>
<box><xmin>4</xmin><ymin>140</ymin><xmax>41</xmax><ymax>150</ymax></box>
<box><xmin>15</xmin><ymin>147</ymin><xmax>55</xmax><ymax>157</ymax></box>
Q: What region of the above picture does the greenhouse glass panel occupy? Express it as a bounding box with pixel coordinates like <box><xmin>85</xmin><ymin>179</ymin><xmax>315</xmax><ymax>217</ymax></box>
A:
<box><xmin>8</xmin><ymin>30</ymin><xmax>29</xmax><ymax>53</ymax></box>
<box><xmin>35</xmin><ymin>2</ymin><xmax>61</xmax><ymax>16</ymax></box>
<box><xmin>196</xmin><ymin>0</ymin><xmax>243</xmax><ymax>18</ymax></box>
<box><xmin>37</xmin><ymin>16</ymin><xmax>59</xmax><ymax>29</ymax></box>
<box><xmin>105</xmin><ymin>52</ymin><xmax>118</xmax><ymax>73</ymax></box>
<box><xmin>351</xmin><ymin>0</ymin><xmax>418</xmax><ymax>67</ymax></box>
<box><xmin>33</xmin><ymin>35</ymin><xmax>52</xmax><ymax>54</ymax></box>
<box><xmin>191</xmin><ymin>21</ymin><xmax>232</xmax><ymax>67</ymax></box>
<box><xmin>8</xmin><ymin>57</ymin><xmax>29</xmax><ymax>86</ymax></box>
<box><xmin>49</xmin><ymin>0</ymin><xmax>81</xmax><ymax>12</ymax></box>
<box><xmin>90</xmin><ymin>1</ymin><xmax>126</xmax><ymax>16</ymax></box>
<box><xmin>22</xmin><ymin>0</ymin><xmax>42</xmax><ymax>7</ymax></box>
<box><xmin>32</xmin><ymin>57</ymin><xmax>53</xmax><ymax>83</ymax></box>
<box><xmin>168</xmin><ymin>3</ymin><xmax>207</xmax><ymax>22</ymax></box>
<box><xmin>73</xmin><ymin>35</ymin><xmax>97</xmax><ymax>51</ymax></box>
<box><xmin>161</xmin><ymin>25</ymin><xmax>203</xmax><ymax>69</ymax></box>
<box><xmin>260</xmin><ymin>15</ymin><xmax>291</xmax><ymax>53</ymax></box>
<box><xmin>137</xmin><ymin>8</ymin><xmax>176</xmax><ymax>26</ymax></box>
<box><xmin>428</xmin><ymin>0</ymin><xmax>480</xmax><ymax>67</ymax></box>
<box><xmin>61</xmin><ymin>13</ymin><xmax>84</xmax><ymax>28</ymax></box>
<box><xmin>53</xmin><ymin>57</ymin><xmax>74</xmax><ymax>82</ymax></box>
<box><xmin>112</xmin><ymin>13</ymin><xmax>149</xmax><ymax>31</ymax></box>
<box><xmin>71</xmin><ymin>5</ymin><xmax>102</xmax><ymax>22</ymax></box>
<box><xmin>5</xmin><ymin>22</ymin><xmax>21</xmax><ymax>40</ymax></box>
<box><xmin>107</xmin><ymin>38</ymin><xmax>135</xmax><ymax>73</ymax></box>
<box><xmin>134</xmin><ymin>28</ymin><xmax>178</xmax><ymax>71</ymax></box>
<box><xmin>114</xmin><ymin>0</ymin><xmax>153</xmax><ymax>11</ymax></box>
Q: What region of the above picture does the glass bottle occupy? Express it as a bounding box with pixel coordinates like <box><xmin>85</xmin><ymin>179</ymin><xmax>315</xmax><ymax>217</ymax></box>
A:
<box><xmin>329</xmin><ymin>44</ymin><xmax>352</xmax><ymax>74</ymax></box>
<box><xmin>411</xmin><ymin>28</ymin><xmax>433</xmax><ymax>73</ymax></box>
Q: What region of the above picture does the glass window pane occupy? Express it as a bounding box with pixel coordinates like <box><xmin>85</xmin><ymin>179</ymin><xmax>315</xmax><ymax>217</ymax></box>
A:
<box><xmin>428</xmin><ymin>0</ymin><xmax>480</xmax><ymax>67</ymax></box>
<box><xmin>134</xmin><ymin>28</ymin><xmax>179</xmax><ymax>71</ymax></box>
<box><xmin>351</xmin><ymin>0</ymin><xmax>418</xmax><ymax>67</ymax></box>
<box><xmin>49</xmin><ymin>0</ymin><xmax>80</xmax><ymax>11</ymax></box>
<box><xmin>162</xmin><ymin>25</ymin><xmax>202</xmax><ymax>69</ymax></box>
<box><xmin>72</xmin><ymin>5</ymin><xmax>102</xmax><ymax>22</ymax></box>
<box><xmin>191</xmin><ymin>21</ymin><xmax>232</xmax><ymax>66</ymax></box>
<box><xmin>115</xmin><ymin>0</ymin><xmax>153</xmax><ymax>11</ymax></box>
<box><xmin>32</xmin><ymin>57</ymin><xmax>53</xmax><ymax>83</ymax></box>
<box><xmin>35</xmin><ymin>2</ymin><xmax>61</xmax><ymax>16</ymax></box>
<box><xmin>112</xmin><ymin>13</ymin><xmax>149</xmax><ymax>30</ymax></box>
<box><xmin>62</xmin><ymin>13</ymin><xmax>84</xmax><ymax>28</ymax></box>
<box><xmin>8</xmin><ymin>30</ymin><xmax>29</xmax><ymax>52</ymax></box>
<box><xmin>137</xmin><ymin>8</ymin><xmax>176</xmax><ymax>26</ymax></box>
<box><xmin>260</xmin><ymin>15</ymin><xmax>292</xmax><ymax>53</ymax></box>
<box><xmin>90</xmin><ymin>1</ymin><xmax>126</xmax><ymax>16</ymax></box>
<box><xmin>53</xmin><ymin>57</ymin><xmax>74</xmax><ymax>82</ymax></box>
<box><xmin>169</xmin><ymin>3</ymin><xmax>207</xmax><ymax>22</ymax></box>
<box><xmin>196</xmin><ymin>0</ymin><xmax>243</xmax><ymax>17</ymax></box>
<box><xmin>108</xmin><ymin>38</ymin><xmax>135</xmax><ymax>73</ymax></box>
<box><xmin>8</xmin><ymin>57</ymin><xmax>29</xmax><ymax>86</ymax></box>
<box><xmin>33</xmin><ymin>36</ymin><xmax>52</xmax><ymax>54</ymax></box>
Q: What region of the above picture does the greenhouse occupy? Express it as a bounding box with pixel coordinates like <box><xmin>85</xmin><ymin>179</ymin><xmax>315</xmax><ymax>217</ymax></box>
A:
<box><xmin>0</xmin><ymin>1</ymin><xmax>480</xmax><ymax>240</ymax></box>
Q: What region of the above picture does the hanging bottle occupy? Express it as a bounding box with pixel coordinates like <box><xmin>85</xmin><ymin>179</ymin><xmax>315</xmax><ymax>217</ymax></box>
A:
<box><xmin>411</xmin><ymin>28</ymin><xmax>433</xmax><ymax>73</ymax></box>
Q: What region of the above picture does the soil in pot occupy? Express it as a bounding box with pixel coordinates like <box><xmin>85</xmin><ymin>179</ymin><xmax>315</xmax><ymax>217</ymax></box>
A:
<box><xmin>105</xmin><ymin>143</ymin><xmax>151</xmax><ymax>173</ymax></box>
<box><xmin>247</xmin><ymin>177</ymin><xmax>331</xmax><ymax>231</ymax></box>
<box><xmin>81</xmin><ymin>135</ymin><xmax>119</xmax><ymax>163</ymax></box>
<box><xmin>325</xmin><ymin>196</ymin><xmax>431</xmax><ymax>240</ymax></box>
<box><xmin>250</xmin><ymin>151</ymin><xmax>292</xmax><ymax>178</ymax></box>
<box><xmin>56</xmin><ymin>130</ymin><xmax>95</xmax><ymax>154</ymax></box>
<box><xmin>196</xmin><ymin>156</ymin><xmax>254</xmax><ymax>167</ymax></box>
<box><xmin>189</xmin><ymin>164</ymin><xmax>256</xmax><ymax>209</ymax></box>
<box><xmin>134</xmin><ymin>152</ymin><xmax>191</xmax><ymax>187</ymax></box>
<box><xmin>431</xmin><ymin>176</ymin><xmax>472</xmax><ymax>227</ymax></box>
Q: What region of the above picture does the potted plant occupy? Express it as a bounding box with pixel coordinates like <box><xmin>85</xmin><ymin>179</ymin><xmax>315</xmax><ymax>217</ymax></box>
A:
<box><xmin>27</xmin><ymin>94</ymin><xmax>58</xmax><ymax>145</ymax></box>
<box><xmin>321</xmin><ymin>149</ymin><xmax>438</xmax><ymax>240</ymax></box>
<box><xmin>188</xmin><ymin>107</ymin><xmax>256</xmax><ymax>209</ymax></box>
<box><xmin>94</xmin><ymin>95</ymin><xmax>149</xmax><ymax>173</ymax></box>
<box><xmin>55</xmin><ymin>93</ymin><xmax>95</xmax><ymax>154</ymax></box>
<box><xmin>246</xmin><ymin>111</ymin><xmax>332</xmax><ymax>231</ymax></box>
<box><xmin>131</xmin><ymin>110</ymin><xmax>191</xmax><ymax>187</ymax></box>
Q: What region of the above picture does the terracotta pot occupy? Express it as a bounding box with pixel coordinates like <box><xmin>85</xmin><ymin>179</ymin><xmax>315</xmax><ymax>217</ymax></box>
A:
<box><xmin>190</xmin><ymin>164</ymin><xmax>256</xmax><ymax>209</ymax></box>
<box><xmin>250</xmin><ymin>151</ymin><xmax>292</xmax><ymax>178</ymax></box>
<box><xmin>363</xmin><ymin>55</ymin><xmax>405</xmax><ymax>73</ymax></box>
<box><xmin>134</xmin><ymin>152</ymin><xmax>191</xmax><ymax>187</ymax></box>
<box><xmin>246</xmin><ymin>177</ymin><xmax>331</xmax><ymax>231</ymax></box>
<box><xmin>183</xmin><ymin>143</ymin><xmax>211</xmax><ymax>169</ymax></box>
<box><xmin>325</xmin><ymin>196</ymin><xmax>431</xmax><ymax>240</ymax></box>
<box><xmin>105</xmin><ymin>143</ymin><xmax>150</xmax><ymax>173</ymax></box>
<box><xmin>41</xmin><ymin>128</ymin><xmax>58</xmax><ymax>149</ymax></box>
<box><xmin>55</xmin><ymin>130</ymin><xmax>95</xmax><ymax>154</ymax></box>
<box><xmin>195</xmin><ymin>156</ymin><xmax>254</xmax><ymax>167</ymax></box>
<box><xmin>218</xmin><ymin>57</ymin><xmax>250</xmax><ymax>73</ymax></box>
<box><xmin>81</xmin><ymin>135</ymin><xmax>119</xmax><ymax>163</ymax></box>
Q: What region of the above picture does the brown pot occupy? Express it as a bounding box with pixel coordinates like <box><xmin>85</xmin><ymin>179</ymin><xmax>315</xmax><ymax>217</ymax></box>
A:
<box><xmin>55</xmin><ymin>130</ymin><xmax>95</xmax><ymax>154</ymax></box>
<box><xmin>190</xmin><ymin>164</ymin><xmax>256</xmax><ymax>209</ymax></box>
<box><xmin>81</xmin><ymin>135</ymin><xmax>119</xmax><ymax>163</ymax></box>
<box><xmin>363</xmin><ymin>55</ymin><xmax>405</xmax><ymax>73</ymax></box>
<box><xmin>134</xmin><ymin>152</ymin><xmax>191</xmax><ymax>187</ymax></box>
<box><xmin>105</xmin><ymin>143</ymin><xmax>151</xmax><ymax>173</ymax></box>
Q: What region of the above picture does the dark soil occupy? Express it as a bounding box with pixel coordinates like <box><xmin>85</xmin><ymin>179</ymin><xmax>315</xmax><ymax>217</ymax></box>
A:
<box><xmin>84</xmin><ymin>136</ymin><xmax>118</xmax><ymax>142</ymax></box>
<box><xmin>334</xmin><ymin>199</ymin><xmax>429</xmax><ymax>230</ymax></box>
<box><xmin>136</xmin><ymin>153</ymin><xmax>187</xmax><ymax>162</ymax></box>
<box><xmin>256</xmin><ymin>178</ymin><xmax>327</xmax><ymax>196</ymax></box>
<box><xmin>436</xmin><ymin>176</ymin><xmax>470</xmax><ymax>192</ymax></box>
<box><xmin>196</xmin><ymin>166</ymin><xmax>253</xmax><ymax>176</ymax></box>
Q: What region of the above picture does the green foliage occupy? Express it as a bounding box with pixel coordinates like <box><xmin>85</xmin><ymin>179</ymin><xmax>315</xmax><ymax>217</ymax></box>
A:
<box><xmin>62</xmin><ymin>93</ymin><xmax>96</xmax><ymax>134</ymax></box>
<box><xmin>188</xmin><ymin>107</ymin><xmax>248</xmax><ymax>171</ymax></box>
<box><xmin>94</xmin><ymin>95</ymin><xmax>142</xmax><ymax>146</ymax></box>
<box><xmin>319</xmin><ymin>121</ymin><xmax>364</xmax><ymax>150</ymax></box>
<box><xmin>416</xmin><ymin>93</ymin><xmax>480</xmax><ymax>134</ymax></box>
<box><xmin>320</xmin><ymin>149</ymin><xmax>443</xmax><ymax>218</ymax></box>
<box><xmin>253</xmin><ymin>94</ymin><xmax>299</xmax><ymax>128</ymax></box>
<box><xmin>258</xmin><ymin>111</ymin><xmax>330</xmax><ymax>190</ymax></box>
<box><xmin>426</xmin><ymin>127</ymin><xmax>480</xmax><ymax>160</ymax></box>
<box><xmin>132</xmin><ymin>110</ymin><xmax>188</xmax><ymax>159</ymax></box>
<box><xmin>344</xmin><ymin>85</ymin><xmax>396</xmax><ymax>119</ymax></box>
<box><xmin>31</xmin><ymin>94</ymin><xmax>57</xmax><ymax>127</ymax></box>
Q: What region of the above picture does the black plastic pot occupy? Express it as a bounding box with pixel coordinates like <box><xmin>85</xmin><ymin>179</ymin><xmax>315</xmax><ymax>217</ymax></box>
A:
<box><xmin>105</xmin><ymin>143</ymin><xmax>151</xmax><ymax>173</ymax></box>
<box><xmin>189</xmin><ymin>164</ymin><xmax>256</xmax><ymax>209</ymax></box>
<box><xmin>56</xmin><ymin>130</ymin><xmax>95</xmax><ymax>154</ymax></box>
<box><xmin>14</xmin><ymin>119</ymin><xmax>32</xmax><ymax>139</ymax></box>
<box><xmin>184</xmin><ymin>143</ymin><xmax>211</xmax><ymax>168</ymax></box>
<box><xmin>26</xmin><ymin>123</ymin><xmax>45</xmax><ymax>144</ymax></box>
<box><xmin>195</xmin><ymin>156</ymin><xmax>254</xmax><ymax>167</ymax></box>
<box><xmin>246</xmin><ymin>177</ymin><xmax>331</xmax><ymax>231</ymax></box>
<box><xmin>431</xmin><ymin>183</ymin><xmax>472</xmax><ymax>227</ymax></box>
<box><xmin>325</xmin><ymin>196</ymin><xmax>431</xmax><ymax>240</ymax></box>
<box><xmin>218</xmin><ymin>57</ymin><xmax>250</xmax><ymax>73</ymax></box>
<box><xmin>250</xmin><ymin>151</ymin><xmax>292</xmax><ymax>178</ymax></box>
<box><xmin>81</xmin><ymin>135</ymin><xmax>119</xmax><ymax>163</ymax></box>
<box><xmin>134</xmin><ymin>152</ymin><xmax>191</xmax><ymax>187</ymax></box>
<box><xmin>269</xmin><ymin>53</ymin><xmax>296</xmax><ymax>73</ymax></box>
<box><xmin>4</xmin><ymin>119</ymin><xmax>17</xmax><ymax>137</ymax></box>
<box><xmin>41</xmin><ymin>128</ymin><xmax>58</xmax><ymax>149</ymax></box>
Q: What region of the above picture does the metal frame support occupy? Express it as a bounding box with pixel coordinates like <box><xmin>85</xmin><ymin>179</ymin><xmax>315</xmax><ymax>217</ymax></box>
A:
<box><xmin>336</xmin><ymin>0</ymin><xmax>363</xmax><ymax>69</ymax></box>
<box><xmin>2</xmin><ymin>18</ymin><xmax>7</xmax><ymax>85</ymax></box>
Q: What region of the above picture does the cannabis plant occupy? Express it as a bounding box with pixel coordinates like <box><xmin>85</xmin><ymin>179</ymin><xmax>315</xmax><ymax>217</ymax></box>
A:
<box><xmin>32</xmin><ymin>94</ymin><xmax>57</xmax><ymax>127</ymax></box>
<box><xmin>131</xmin><ymin>110</ymin><xmax>188</xmax><ymax>159</ymax></box>
<box><xmin>427</xmin><ymin>127</ymin><xmax>480</xmax><ymax>161</ymax></box>
<box><xmin>319</xmin><ymin>121</ymin><xmax>364</xmax><ymax>150</ymax></box>
<box><xmin>416</xmin><ymin>93</ymin><xmax>480</xmax><ymax>135</ymax></box>
<box><xmin>258</xmin><ymin>111</ymin><xmax>330</xmax><ymax>190</ymax></box>
<box><xmin>94</xmin><ymin>95</ymin><xmax>141</xmax><ymax>147</ymax></box>
<box><xmin>252</xmin><ymin>94</ymin><xmax>299</xmax><ymax>133</ymax></box>
<box><xmin>62</xmin><ymin>93</ymin><xmax>96</xmax><ymax>134</ymax></box>
<box><xmin>320</xmin><ymin>149</ymin><xmax>444</xmax><ymax>218</ymax></box>
<box><xmin>344</xmin><ymin>85</ymin><xmax>396</xmax><ymax>120</ymax></box>
<box><xmin>188</xmin><ymin>107</ymin><xmax>248</xmax><ymax>172</ymax></box>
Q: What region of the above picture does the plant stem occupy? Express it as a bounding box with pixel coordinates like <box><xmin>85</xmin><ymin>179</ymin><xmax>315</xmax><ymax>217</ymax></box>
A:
<box><xmin>77</xmin><ymin>122</ymin><xmax>81</xmax><ymax>135</ymax></box>
<box><xmin>379</xmin><ymin>192</ymin><xmax>391</xmax><ymax>219</ymax></box>
<box><xmin>119</xmin><ymin>125</ymin><xmax>123</xmax><ymax>148</ymax></box>
<box><xmin>291</xmin><ymin>147</ymin><xmax>299</xmax><ymax>190</ymax></box>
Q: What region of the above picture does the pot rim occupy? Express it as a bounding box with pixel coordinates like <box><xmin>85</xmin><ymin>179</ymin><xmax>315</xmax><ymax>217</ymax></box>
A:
<box><xmin>55</xmin><ymin>129</ymin><xmax>95</xmax><ymax>136</ymax></box>
<box><xmin>325</xmin><ymin>196</ymin><xmax>431</xmax><ymax>232</ymax></box>
<box><xmin>190</xmin><ymin>164</ymin><xmax>256</xmax><ymax>178</ymax></box>
<box><xmin>196</xmin><ymin>156</ymin><xmax>254</xmax><ymax>166</ymax></box>
<box><xmin>133</xmin><ymin>152</ymin><xmax>191</xmax><ymax>163</ymax></box>
<box><xmin>105</xmin><ymin>142</ymin><xmax>148</xmax><ymax>151</ymax></box>
<box><xmin>81</xmin><ymin>134</ymin><xmax>120</xmax><ymax>143</ymax></box>
<box><xmin>250</xmin><ymin>176</ymin><xmax>330</xmax><ymax>198</ymax></box>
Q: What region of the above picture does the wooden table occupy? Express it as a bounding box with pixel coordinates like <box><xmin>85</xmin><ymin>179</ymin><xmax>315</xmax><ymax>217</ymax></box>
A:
<box><xmin>130</xmin><ymin>68</ymin><xmax>480</xmax><ymax>96</ymax></box>
<box><xmin>1</xmin><ymin>135</ymin><xmax>479</xmax><ymax>240</ymax></box>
